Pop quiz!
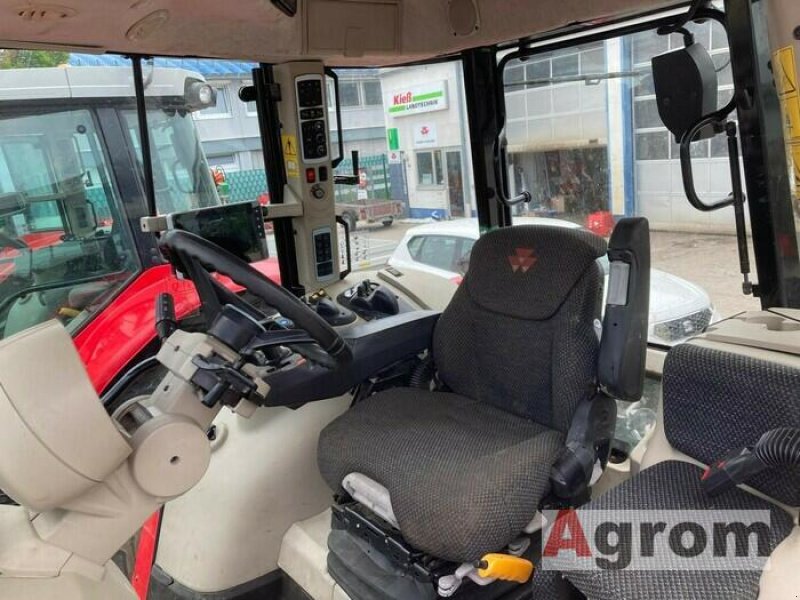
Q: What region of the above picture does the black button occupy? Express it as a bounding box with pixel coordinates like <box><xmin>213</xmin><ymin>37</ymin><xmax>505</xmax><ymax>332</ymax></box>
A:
<box><xmin>319</xmin><ymin>167</ymin><xmax>328</xmax><ymax>182</ymax></box>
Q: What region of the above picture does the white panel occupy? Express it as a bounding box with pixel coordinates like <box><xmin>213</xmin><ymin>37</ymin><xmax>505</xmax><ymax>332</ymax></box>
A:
<box><xmin>552</xmin><ymin>116</ymin><xmax>581</xmax><ymax>141</ymax></box>
<box><xmin>551</xmin><ymin>86</ymin><xmax>580</xmax><ymax>114</ymax></box>
<box><xmin>527</xmin><ymin>118</ymin><xmax>553</xmax><ymax>145</ymax></box>
<box><xmin>581</xmin><ymin>110</ymin><xmax>608</xmax><ymax>140</ymax></box>
<box><xmin>581</xmin><ymin>83</ymin><xmax>607</xmax><ymax>111</ymax></box>
<box><xmin>506</xmin><ymin>94</ymin><xmax>526</xmax><ymax>120</ymax></box>
<box><xmin>636</xmin><ymin>162</ymin><xmax>671</xmax><ymax>193</ymax></box>
<box><xmin>526</xmin><ymin>88</ymin><xmax>552</xmax><ymax>116</ymax></box>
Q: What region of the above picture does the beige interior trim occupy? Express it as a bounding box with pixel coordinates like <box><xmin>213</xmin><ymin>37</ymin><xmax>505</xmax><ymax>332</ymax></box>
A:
<box><xmin>759</xmin><ymin>525</ymin><xmax>800</xmax><ymax>600</ymax></box>
<box><xmin>0</xmin><ymin>0</ymin><xmax>683</xmax><ymax>66</ymax></box>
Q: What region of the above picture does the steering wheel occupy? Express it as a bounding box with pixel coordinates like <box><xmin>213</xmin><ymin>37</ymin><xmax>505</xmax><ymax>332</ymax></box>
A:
<box><xmin>159</xmin><ymin>229</ymin><xmax>351</xmax><ymax>366</ymax></box>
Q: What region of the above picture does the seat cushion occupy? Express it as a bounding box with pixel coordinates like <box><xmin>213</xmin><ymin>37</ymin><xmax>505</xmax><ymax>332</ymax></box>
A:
<box><xmin>318</xmin><ymin>387</ymin><xmax>565</xmax><ymax>562</ymax></box>
<box><xmin>563</xmin><ymin>461</ymin><xmax>795</xmax><ymax>600</ymax></box>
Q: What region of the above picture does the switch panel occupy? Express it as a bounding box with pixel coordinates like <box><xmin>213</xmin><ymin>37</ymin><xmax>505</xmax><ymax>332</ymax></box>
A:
<box><xmin>312</xmin><ymin>226</ymin><xmax>335</xmax><ymax>280</ymax></box>
<box><xmin>296</xmin><ymin>75</ymin><xmax>328</xmax><ymax>163</ymax></box>
<box><xmin>274</xmin><ymin>62</ymin><xmax>338</xmax><ymax>293</ymax></box>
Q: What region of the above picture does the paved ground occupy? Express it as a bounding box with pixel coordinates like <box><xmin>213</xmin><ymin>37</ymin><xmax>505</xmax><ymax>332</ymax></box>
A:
<box><xmin>270</xmin><ymin>222</ymin><xmax>761</xmax><ymax>319</ymax></box>
<box><xmin>648</xmin><ymin>231</ymin><xmax>760</xmax><ymax>318</ymax></box>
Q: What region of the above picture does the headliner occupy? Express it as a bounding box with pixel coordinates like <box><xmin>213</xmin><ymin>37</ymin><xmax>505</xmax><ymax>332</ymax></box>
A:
<box><xmin>0</xmin><ymin>0</ymin><xmax>686</xmax><ymax>66</ymax></box>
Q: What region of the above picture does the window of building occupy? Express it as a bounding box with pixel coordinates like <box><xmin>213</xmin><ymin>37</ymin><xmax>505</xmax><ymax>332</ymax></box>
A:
<box><xmin>363</xmin><ymin>81</ymin><xmax>383</xmax><ymax>106</ymax></box>
<box><xmin>195</xmin><ymin>86</ymin><xmax>231</xmax><ymax>118</ymax></box>
<box><xmin>526</xmin><ymin>61</ymin><xmax>550</xmax><ymax>88</ymax></box>
<box><xmin>552</xmin><ymin>53</ymin><xmax>580</xmax><ymax>78</ymax></box>
<box><xmin>417</xmin><ymin>150</ymin><xmax>444</xmax><ymax>186</ymax></box>
<box><xmin>635</xmin><ymin>131</ymin><xmax>669</xmax><ymax>160</ymax></box>
<box><xmin>339</xmin><ymin>81</ymin><xmax>360</xmax><ymax>107</ymax></box>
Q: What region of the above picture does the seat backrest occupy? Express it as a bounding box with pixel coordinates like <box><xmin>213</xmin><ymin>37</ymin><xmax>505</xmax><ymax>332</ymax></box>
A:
<box><xmin>662</xmin><ymin>340</ymin><xmax>800</xmax><ymax>508</ymax></box>
<box><xmin>433</xmin><ymin>225</ymin><xmax>606</xmax><ymax>433</ymax></box>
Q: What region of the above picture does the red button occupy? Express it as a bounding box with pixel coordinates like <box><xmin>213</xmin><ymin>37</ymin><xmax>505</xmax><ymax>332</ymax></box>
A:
<box><xmin>306</xmin><ymin>168</ymin><xmax>316</xmax><ymax>183</ymax></box>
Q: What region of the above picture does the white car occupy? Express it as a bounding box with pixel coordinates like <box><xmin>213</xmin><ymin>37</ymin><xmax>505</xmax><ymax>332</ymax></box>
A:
<box><xmin>388</xmin><ymin>218</ymin><xmax>718</xmax><ymax>347</ymax></box>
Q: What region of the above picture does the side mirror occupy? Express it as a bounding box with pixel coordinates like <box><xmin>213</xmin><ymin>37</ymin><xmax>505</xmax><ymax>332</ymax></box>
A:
<box><xmin>652</xmin><ymin>42</ymin><xmax>718</xmax><ymax>143</ymax></box>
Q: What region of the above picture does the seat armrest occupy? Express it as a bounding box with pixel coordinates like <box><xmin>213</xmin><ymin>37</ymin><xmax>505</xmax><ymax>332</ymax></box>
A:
<box><xmin>550</xmin><ymin>394</ymin><xmax>617</xmax><ymax>503</ymax></box>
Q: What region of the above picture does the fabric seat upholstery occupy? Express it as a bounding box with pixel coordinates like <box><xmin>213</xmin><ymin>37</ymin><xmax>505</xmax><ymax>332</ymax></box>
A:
<box><xmin>318</xmin><ymin>388</ymin><xmax>565</xmax><ymax>561</ymax></box>
<box><xmin>564</xmin><ymin>342</ymin><xmax>800</xmax><ymax>600</ymax></box>
<box><xmin>318</xmin><ymin>225</ymin><xmax>607</xmax><ymax>562</ymax></box>
<box><xmin>563</xmin><ymin>460</ymin><xmax>795</xmax><ymax>600</ymax></box>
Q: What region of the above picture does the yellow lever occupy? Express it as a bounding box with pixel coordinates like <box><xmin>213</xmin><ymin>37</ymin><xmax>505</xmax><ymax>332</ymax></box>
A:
<box><xmin>476</xmin><ymin>553</ymin><xmax>534</xmax><ymax>583</ymax></box>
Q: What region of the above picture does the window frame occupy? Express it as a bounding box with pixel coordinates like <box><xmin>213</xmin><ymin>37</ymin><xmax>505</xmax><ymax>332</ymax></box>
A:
<box><xmin>416</xmin><ymin>149</ymin><xmax>445</xmax><ymax>187</ymax></box>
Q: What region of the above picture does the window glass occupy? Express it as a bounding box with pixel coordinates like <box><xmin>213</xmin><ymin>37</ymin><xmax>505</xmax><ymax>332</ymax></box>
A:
<box><xmin>552</xmin><ymin>54</ymin><xmax>580</xmax><ymax>78</ymax></box>
<box><xmin>339</xmin><ymin>81</ymin><xmax>360</xmax><ymax>107</ymax></box>
<box><xmin>415</xmin><ymin>236</ymin><xmax>459</xmax><ymax>272</ymax></box>
<box><xmin>526</xmin><ymin>61</ymin><xmax>550</xmax><ymax>89</ymax></box>
<box><xmin>407</xmin><ymin>236</ymin><xmax>425</xmax><ymax>260</ymax></box>
<box><xmin>119</xmin><ymin>57</ymin><xmax>273</xmax><ymax>220</ymax></box>
<box><xmin>0</xmin><ymin>55</ymin><xmax>140</xmax><ymax>340</ymax></box>
<box><xmin>635</xmin><ymin>131</ymin><xmax>669</xmax><ymax>160</ymax></box>
<box><xmin>504</xmin><ymin>64</ymin><xmax>524</xmax><ymax>90</ymax></box>
<box><xmin>417</xmin><ymin>151</ymin><xmax>444</xmax><ymax>186</ymax></box>
<box><xmin>363</xmin><ymin>81</ymin><xmax>383</xmax><ymax>105</ymax></box>
<box><xmin>501</xmin><ymin>18</ymin><xmax>759</xmax><ymax>357</ymax></box>
<box><xmin>124</xmin><ymin>108</ymin><xmax>219</xmax><ymax>214</ymax></box>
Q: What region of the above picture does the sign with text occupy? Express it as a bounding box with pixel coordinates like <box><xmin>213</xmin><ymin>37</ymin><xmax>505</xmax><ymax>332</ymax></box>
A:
<box><xmin>387</xmin><ymin>81</ymin><xmax>448</xmax><ymax>117</ymax></box>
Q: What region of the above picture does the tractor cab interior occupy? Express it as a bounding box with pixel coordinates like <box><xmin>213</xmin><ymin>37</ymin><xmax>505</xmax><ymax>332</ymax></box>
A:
<box><xmin>0</xmin><ymin>1</ymin><xmax>798</xmax><ymax>600</ymax></box>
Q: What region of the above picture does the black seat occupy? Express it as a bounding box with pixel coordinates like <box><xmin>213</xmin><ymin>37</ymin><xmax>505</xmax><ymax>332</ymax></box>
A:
<box><xmin>318</xmin><ymin>225</ymin><xmax>608</xmax><ymax>563</ymax></box>
<box><xmin>562</xmin><ymin>342</ymin><xmax>800</xmax><ymax>600</ymax></box>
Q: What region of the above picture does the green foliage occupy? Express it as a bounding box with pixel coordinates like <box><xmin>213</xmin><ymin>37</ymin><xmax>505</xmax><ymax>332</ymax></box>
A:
<box><xmin>0</xmin><ymin>50</ymin><xmax>70</xmax><ymax>69</ymax></box>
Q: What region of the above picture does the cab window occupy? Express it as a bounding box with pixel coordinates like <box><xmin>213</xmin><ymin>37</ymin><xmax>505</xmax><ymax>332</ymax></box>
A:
<box><xmin>0</xmin><ymin>108</ymin><xmax>138</xmax><ymax>339</ymax></box>
<box><xmin>123</xmin><ymin>108</ymin><xmax>219</xmax><ymax>215</ymax></box>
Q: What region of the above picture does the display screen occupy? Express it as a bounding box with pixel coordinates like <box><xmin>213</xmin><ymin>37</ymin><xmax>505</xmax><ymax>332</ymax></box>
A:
<box><xmin>169</xmin><ymin>202</ymin><xmax>267</xmax><ymax>263</ymax></box>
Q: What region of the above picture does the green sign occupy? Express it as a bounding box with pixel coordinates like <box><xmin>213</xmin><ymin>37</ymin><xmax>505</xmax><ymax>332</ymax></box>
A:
<box><xmin>387</xmin><ymin>128</ymin><xmax>400</xmax><ymax>151</ymax></box>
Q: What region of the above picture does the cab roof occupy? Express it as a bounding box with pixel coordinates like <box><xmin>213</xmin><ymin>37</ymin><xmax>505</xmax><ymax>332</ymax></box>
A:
<box><xmin>0</xmin><ymin>0</ymin><xmax>685</xmax><ymax>67</ymax></box>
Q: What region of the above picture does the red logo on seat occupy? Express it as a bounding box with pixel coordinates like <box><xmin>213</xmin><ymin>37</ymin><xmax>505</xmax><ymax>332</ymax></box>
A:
<box><xmin>508</xmin><ymin>247</ymin><xmax>537</xmax><ymax>273</ymax></box>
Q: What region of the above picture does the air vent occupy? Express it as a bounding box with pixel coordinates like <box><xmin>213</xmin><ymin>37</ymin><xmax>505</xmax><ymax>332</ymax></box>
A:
<box><xmin>16</xmin><ymin>4</ymin><xmax>76</xmax><ymax>21</ymax></box>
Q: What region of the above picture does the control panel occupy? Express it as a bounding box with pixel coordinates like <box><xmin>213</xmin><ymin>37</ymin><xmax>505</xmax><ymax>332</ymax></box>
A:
<box><xmin>296</xmin><ymin>75</ymin><xmax>328</xmax><ymax>163</ymax></box>
<box><xmin>273</xmin><ymin>62</ymin><xmax>339</xmax><ymax>291</ymax></box>
<box><xmin>312</xmin><ymin>226</ymin><xmax>334</xmax><ymax>279</ymax></box>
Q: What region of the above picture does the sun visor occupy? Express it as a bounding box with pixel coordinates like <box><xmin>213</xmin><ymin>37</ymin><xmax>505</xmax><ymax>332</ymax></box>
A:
<box><xmin>305</xmin><ymin>0</ymin><xmax>400</xmax><ymax>57</ymax></box>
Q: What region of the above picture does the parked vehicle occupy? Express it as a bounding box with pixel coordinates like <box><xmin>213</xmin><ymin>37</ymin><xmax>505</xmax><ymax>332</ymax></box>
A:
<box><xmin>0</xmin><ymin>66</ymin><xmax>279</xmax><ymax>392</ymax></box>
<box><xmin>338</xmin><ymin>198</ymin><xmax>403</xmax><ymax>230</ymax></box>
<box><xmin>388</xmin><ymin>218</ymin><xmax>719</xmax><ymax>346</ymax></box>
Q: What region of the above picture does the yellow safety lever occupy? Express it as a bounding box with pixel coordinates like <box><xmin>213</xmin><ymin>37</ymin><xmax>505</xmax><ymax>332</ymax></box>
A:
<box><xmin>476</xmin><ymin>553</ymin><xmax>534</xmax><ymax>583</ymax></box>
